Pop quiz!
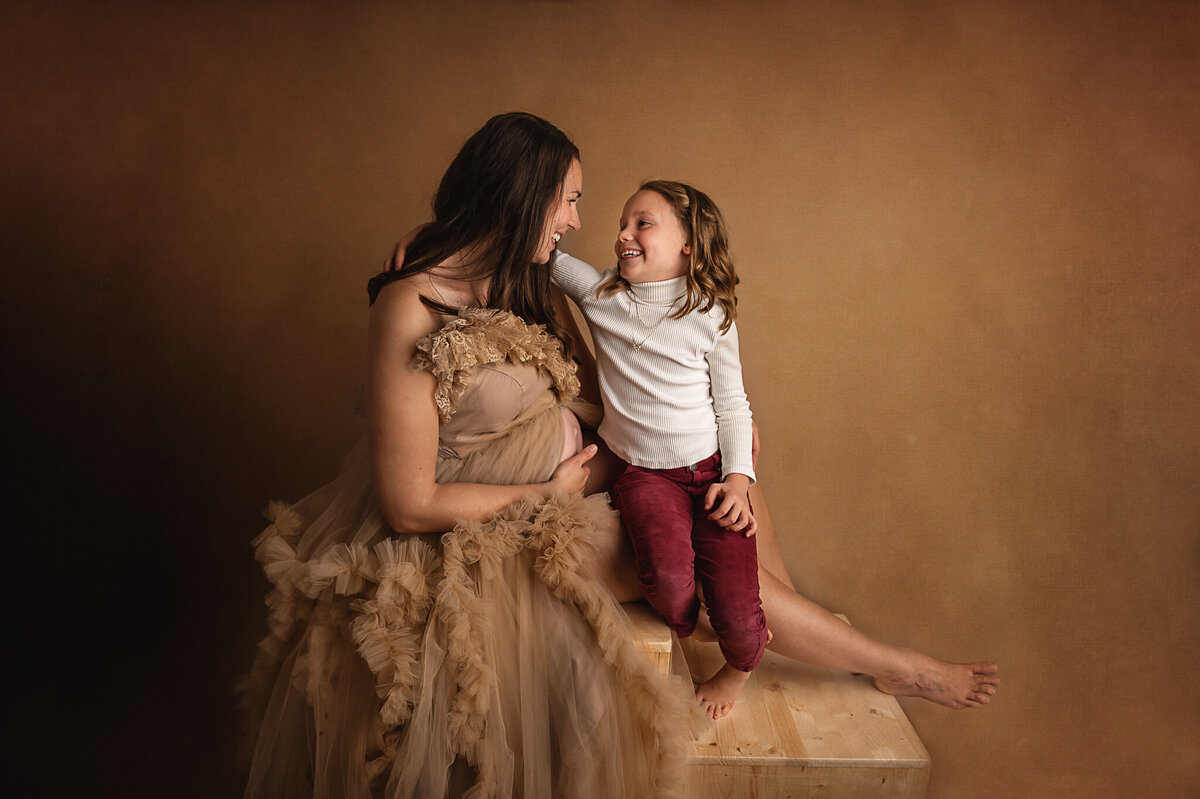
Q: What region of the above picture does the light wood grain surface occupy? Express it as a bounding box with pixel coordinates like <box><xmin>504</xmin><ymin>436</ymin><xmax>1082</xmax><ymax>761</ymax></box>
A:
<box><xmin>626</xmin><ymin>603</ymin><xmax>930</xmax><ymax>798</ymax></box>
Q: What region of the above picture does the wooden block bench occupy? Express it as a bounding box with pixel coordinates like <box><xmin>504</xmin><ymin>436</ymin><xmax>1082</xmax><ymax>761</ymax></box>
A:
<box><xmin>624</xmin><ymin>602</ymin><xmax>930</xmax><ymax>799</ymax></box>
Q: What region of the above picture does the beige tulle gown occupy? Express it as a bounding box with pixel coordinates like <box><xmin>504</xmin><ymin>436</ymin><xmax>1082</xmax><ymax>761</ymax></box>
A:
<box><xmin>241</xmin><ymin>308</ymin><xmax>693</xmax><ymax>798</ymax></box>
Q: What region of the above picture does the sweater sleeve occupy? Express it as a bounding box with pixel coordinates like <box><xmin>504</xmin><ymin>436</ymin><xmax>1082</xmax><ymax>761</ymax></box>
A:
<box><xmin>707</xmin><ymin>320</ymin><xmax>755</xmax><ymax>483</ymax></box>
<box><xmin>551</xmin><ymin>252</ymin><xmax>603</xmax><ymax>304</ymax></box>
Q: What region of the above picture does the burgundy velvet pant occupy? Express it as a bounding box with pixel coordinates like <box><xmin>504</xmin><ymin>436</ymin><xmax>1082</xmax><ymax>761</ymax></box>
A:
<box><xmin>612</xmin><ymin>452</ymin><xmax>767</xmax><ymax>672</ymax></box>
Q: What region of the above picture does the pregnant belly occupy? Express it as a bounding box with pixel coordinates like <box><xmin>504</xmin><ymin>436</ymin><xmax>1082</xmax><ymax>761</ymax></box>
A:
<box><xmin>558</xmin><ymin>406</ymin><xmax>583</xmax><ymax>464</ymax></box>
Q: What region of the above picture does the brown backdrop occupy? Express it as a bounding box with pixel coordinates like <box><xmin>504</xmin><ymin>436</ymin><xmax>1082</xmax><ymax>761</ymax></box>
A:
<box><xmin>4</xmin><ymin>1</ymin><xmax>1198</xmax><ymax>796</ymax></box>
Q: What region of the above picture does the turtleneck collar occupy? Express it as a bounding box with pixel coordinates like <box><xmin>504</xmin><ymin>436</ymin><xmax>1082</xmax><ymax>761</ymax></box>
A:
<box><xmin>628</xmin><ymin>275</ymin><xmax>687</xmax><ymax>305</ymax></box>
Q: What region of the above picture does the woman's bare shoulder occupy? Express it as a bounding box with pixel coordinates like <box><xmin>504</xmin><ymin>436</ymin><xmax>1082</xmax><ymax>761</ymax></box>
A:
<box><xmin>369</xmin><ymin>273</ymin><xmax>445</xmax><ymax>344</ymax></box>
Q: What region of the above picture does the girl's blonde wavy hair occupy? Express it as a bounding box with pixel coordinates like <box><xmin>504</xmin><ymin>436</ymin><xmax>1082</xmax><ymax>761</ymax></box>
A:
<box><xmin>597</xmin><ymin>180</ymin><xmax>739</xmax><ymax>334</ymax></box>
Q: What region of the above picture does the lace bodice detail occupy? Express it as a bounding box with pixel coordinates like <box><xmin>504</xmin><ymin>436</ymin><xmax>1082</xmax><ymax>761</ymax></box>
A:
<box><xmin>412</xmin><ymin>308</ymin><xmax>580</xmax><ymax>425</ymax></box>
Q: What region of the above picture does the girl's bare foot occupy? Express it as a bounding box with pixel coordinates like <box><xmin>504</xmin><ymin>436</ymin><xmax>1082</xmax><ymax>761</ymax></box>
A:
<box><xmin>695</xmin><ymin>662</ymin><xmax>752</xmax><ymax>720</ymax></box>
<box><xmin>872</xmin><ymin>650</ymin><xmax>999</xmax><ymax>709</ymax></box>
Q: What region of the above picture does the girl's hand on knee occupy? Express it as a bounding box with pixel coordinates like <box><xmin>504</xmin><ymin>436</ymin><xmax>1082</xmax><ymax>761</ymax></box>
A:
<box><xmin>704</xmin><ymin>475</ymin><xmax>757</xmax><ymax>537</ymax></box>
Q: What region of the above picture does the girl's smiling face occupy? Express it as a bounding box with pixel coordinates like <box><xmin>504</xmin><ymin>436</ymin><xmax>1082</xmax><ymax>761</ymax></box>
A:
<box><xmin>614</xmin><ymin>189</ymin><xmax>691</xmax><ymax>284</ymax></box>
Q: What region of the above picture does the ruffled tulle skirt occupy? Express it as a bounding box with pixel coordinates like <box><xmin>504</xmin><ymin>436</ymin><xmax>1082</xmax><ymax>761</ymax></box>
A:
<box><xmin>240</xmin><ymin>440</ymin><xmax>694</xmax><ymax>798</ymax></box>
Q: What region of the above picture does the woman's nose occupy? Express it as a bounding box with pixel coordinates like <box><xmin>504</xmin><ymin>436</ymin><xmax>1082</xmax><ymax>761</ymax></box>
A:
<box><xmin>569</xmin><ymin>205</ymin><xmax>581</xmax><ymax>230</ymax></box>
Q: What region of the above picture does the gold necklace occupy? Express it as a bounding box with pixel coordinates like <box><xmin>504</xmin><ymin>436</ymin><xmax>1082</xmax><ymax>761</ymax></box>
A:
<box><xmin>626</xmin><ymin>294</ymin><xmax>681</xmax><ymax>351</ymax></box>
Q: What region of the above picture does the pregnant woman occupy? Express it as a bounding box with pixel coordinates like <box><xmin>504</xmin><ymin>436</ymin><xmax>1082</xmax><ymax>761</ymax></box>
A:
<box><xmin>241</xmin><ymin>112</ymin><xmax>997</xmax><ymax>799</ymax></box>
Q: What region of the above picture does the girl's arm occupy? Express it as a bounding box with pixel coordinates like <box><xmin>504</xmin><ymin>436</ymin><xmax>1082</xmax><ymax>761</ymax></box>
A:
<box><xmin>367</xmin><ymin>280</ymin><xmax>595</xmax><ymax>533</ymax></box>
<box><xmin>551</xmin><ymin>252</ymin><xmax>605</xmax><ymax>305</ymax></box>
<box><xmin>704</xmin><ymin>319</ymin><xmax>757</xmax><ymax>535</ymax></box>
<box><xmin>707</xmin><ymin>320</ymin><xmax>755</xmax><ymax>483</ymax></box>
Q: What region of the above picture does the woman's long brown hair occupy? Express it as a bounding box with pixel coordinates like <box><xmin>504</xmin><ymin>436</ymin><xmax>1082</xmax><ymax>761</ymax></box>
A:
<box><xmin>598</xmin><ymin>179</ymin><xmax>739</xmax><ymax>334</ymax></box>
<box><xmin>367</xmin><ymin>112</ymin><xmax>580</xmax><ymax>347</ymax></box>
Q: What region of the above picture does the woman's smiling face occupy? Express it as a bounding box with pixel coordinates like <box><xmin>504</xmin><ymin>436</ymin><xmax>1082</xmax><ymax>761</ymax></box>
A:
<box><xmin>613</xmin><ymin>189</ymin><xmax>690</xmax><ymax>284</ymax></box>
<box><xmin>534</xmin><ymin>159</ymin><xmax>582</xmax><ymax>264</ymax></box>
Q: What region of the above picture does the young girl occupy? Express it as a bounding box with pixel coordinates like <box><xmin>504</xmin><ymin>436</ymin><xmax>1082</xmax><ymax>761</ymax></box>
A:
<box><xmin>553</xmin><ymin>180</ymin><xmax>766</xmax><ymax>720</ymax></box>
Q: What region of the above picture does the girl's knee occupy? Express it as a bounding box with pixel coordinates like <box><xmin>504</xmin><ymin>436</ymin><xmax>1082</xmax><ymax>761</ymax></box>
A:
<box><xmin>642</xmin><ymin>571</ymin><xmax>700</xmax><ymax>635</ymax></box>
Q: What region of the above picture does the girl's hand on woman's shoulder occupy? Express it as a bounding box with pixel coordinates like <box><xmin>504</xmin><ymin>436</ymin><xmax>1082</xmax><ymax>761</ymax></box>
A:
<box><xmin>385</xmin><ymin>224</ymin><xmax>428</xmax><ymax>271</ymax></box>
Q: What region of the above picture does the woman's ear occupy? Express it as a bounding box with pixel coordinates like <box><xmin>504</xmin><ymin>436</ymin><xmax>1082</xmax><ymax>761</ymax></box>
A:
<box><xmin>683</xmin><ymin>243</ymin><xmax>691</xmax><ymax>254</ymax></box>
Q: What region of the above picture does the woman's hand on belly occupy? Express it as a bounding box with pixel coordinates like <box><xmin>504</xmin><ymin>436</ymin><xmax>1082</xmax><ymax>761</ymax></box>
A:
<box><xmin>580</xmin><ymin>430</ymin><xmax>625</xmax><ymax>496</ymax></box>
<box><xmin>549</xmin><ymin>444</ymin><xmax>597</xmax><ymax>497</ymax></box>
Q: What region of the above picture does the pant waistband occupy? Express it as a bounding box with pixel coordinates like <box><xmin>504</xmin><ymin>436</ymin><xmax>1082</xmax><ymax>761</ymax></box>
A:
<box><xmin>685</xmin><ymin>452</ymin><xmax>721</xmax><ymax>472</ymax></box>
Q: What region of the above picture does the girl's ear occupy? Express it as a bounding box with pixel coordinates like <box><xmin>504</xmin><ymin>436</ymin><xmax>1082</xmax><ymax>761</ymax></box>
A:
<box><xmin>683</xmin><ymin>243</ymin><xmax>691</xmax><ymax>254</ymax></box>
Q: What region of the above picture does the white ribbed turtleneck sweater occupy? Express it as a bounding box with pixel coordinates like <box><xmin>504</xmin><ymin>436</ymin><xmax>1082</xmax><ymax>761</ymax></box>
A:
<box><xmin>553</xmin><ymin>252</ymin><xmax>754</xmax><ymax>482</ymax></box>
